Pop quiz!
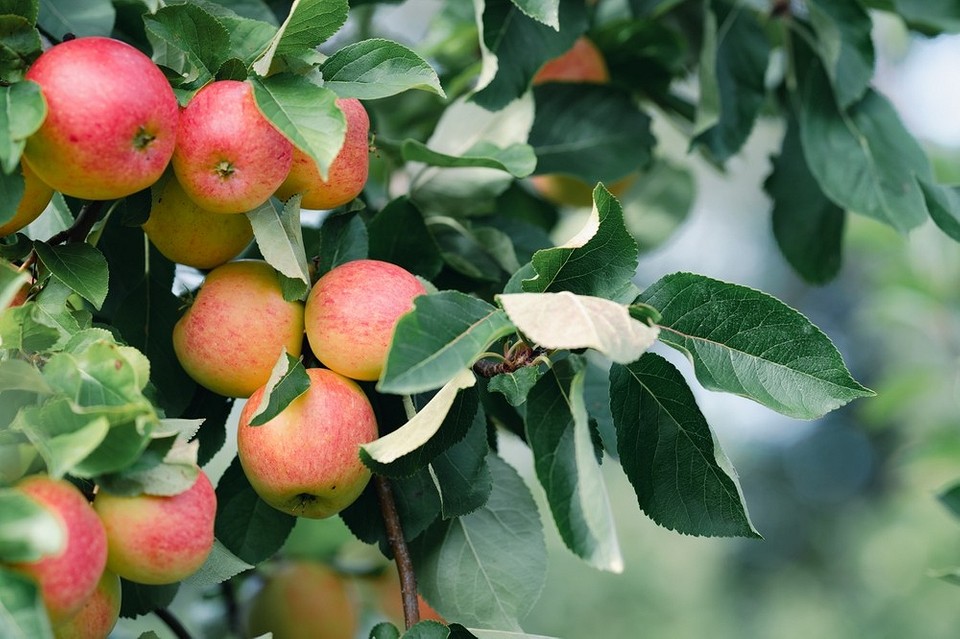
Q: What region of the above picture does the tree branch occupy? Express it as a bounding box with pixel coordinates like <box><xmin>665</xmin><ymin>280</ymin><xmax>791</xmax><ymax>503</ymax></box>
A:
<box><xmin>375</xmin><ymin>475</ymin><xmax>420</xmax><ymax>629</ymax></box>
<box><xmin>154</xmin><ymin>607</ymin><xmax>193</xmax><ymax>639</ymax></box>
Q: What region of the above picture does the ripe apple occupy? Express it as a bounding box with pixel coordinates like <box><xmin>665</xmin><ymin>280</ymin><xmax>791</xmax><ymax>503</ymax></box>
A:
<box><xmin>172</xmin><ymin>260</ymin><xmax>305</xmax><ymax>398</ymax></box>
<box><xmin>532</xmin><ymin>36</ymin><xmax>610</xmax><ymax>84</ymax></box>
<box><xmin>23</xmin><ymin>36</ymin><xmax>179</xmax><ymax>200</ymax></box>
<box><xmin>52</xmin><ymin>569</ymin><xmax>121</xmax><ymax>639</ymax></box>
<box><xmin>304</xmin><ymin>260</ymin><xmax>425</xmax><ymax>381</ymax></box>
<box><xmin>245</xmin><ymin>561</ymin><xmax>358</xmax><ymax>639</ymax></box>
<box><xmin>172</xmin><ymin>80</ymin><xmax>293</xmax><ymax>214</ymax></box>
<box><xmin>9</xmin><ymin>476</ymin><xmax>107</xmax><ymax>626</ymax></box>
<box><xmin>142</xmin><ymin>174</ymin><xmax>254</xmax><ymax>269</ymax></box>
<box><xmin>0</xmin><ymin>163</ymin><xmax>53</xmax><ymax>237</ymax></box>
<box><xmin>93</xmin><ymin>469</ymin><xmax>216</xmax><ymax>585</ymax></box>
<box><xmin>274</xmin><ymin>98</ymin><xmax>370</xmax><ymax>210</ymax></box>
<box><xmin>237</xmin><ymin>368</ymin><xmax>378</xmax><ymax>519</ymax></box>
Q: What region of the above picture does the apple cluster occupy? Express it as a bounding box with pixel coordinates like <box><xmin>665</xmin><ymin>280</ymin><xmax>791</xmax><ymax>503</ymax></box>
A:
<box><xmin>5</xmin><ymin>35</ymin><xmax>371</xmax><ymax>272</ymax></box>
<box><xmin>4</xmin><ymin>470</ymin><xmax>216</xmax><ymax>639</ymax></box>
<box><xmin>174</xmin><ymin>257</ymin><xmax>426</xmax><ymax>520</ymax></box>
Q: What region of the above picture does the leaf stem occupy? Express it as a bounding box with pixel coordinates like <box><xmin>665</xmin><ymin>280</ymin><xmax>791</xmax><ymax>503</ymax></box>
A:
<box><xmin>154</xmin><ymin>607</ymin><xmax>193</xmax><ymax>639</ymax></box>
<box><xmin>375</xmin><ymin>475</ymin><xmax>420</xmax><ymax>629</ymax></box>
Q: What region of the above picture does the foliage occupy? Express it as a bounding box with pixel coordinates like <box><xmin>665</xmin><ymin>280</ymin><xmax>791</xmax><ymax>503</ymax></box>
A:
<box><xmin>0</xmin><ymin>0</ymin><xmax>957</xmax><ymax>637</ymax></box>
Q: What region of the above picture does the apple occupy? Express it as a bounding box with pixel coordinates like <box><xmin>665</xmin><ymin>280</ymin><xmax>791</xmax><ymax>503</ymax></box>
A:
<box><xmin>23</xmin><ymin>36</ymin><xmax>179</xmax><ymax>200</ymax></box>
<box><xmin>172</xmin><ymin>260</ymin><xmax>305</xmax><ymax>398</ymax></box>
<box><xmin>8</xmin><ymin>476</ymin><xmax>107</xmax><ymax>626</ymax></box>
<box><xmin>52</xmin><ymin>569</ymin><xmax>121</xmax><ymax>639</ymax></box>
<box><xmin>274</xmin><ymin>98</ymin><xmax>370</xmax><ymax>210</ymax></box>
<box><xmin>142</xmin><ymin>173</ymin><xmax>254</xmax><ymax>269</ymax></box>
<box><xmin>528</xmin><ymin>172</ymin><xmax>636</xmax><ymax>208</ymax></box>
<box><xmin>237</xmin><ymin>368</ymin><xmax>378</xmax><ymax>519</ymax></box>
<box><xmin>246</xmin><ymin>561</ymin><xmax>358</xmax><ymax>639</ymax></box>
<box><xmin>172</xmin><ymin>80</ymin><xmax>293</xmax><ymax>214</ymax></box>
<box><xmin>304</xmin><ymin>259</ymin><xmax>425</xmax><ymax>381</ymax></box>
<box><xmin>0</xmin><ymin>163</ymin><xmax>53</xmax><ymax>237</ymax></box>
<box><xmin>533</xmin><ymin>36</ymin><xmax>610</xmax><ymax>85</ymax></box>
<box><xmin>93</xmin><ymin>469</ymin><xmax>216</xmax><ymax>585</ymax></box>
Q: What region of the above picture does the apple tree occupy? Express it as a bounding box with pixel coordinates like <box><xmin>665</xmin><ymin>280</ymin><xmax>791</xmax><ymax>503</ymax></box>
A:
<box><xmin>1</xmin><ymin>0</ymin><xmax>958</xmax><ymax>637</ymax></box>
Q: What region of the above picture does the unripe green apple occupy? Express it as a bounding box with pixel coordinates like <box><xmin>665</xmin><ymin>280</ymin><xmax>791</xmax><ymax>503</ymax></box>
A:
<box><xmin>93</xmin><ymin>470</ymin><xmax>216</xmax><ymax>585</ymax></box>
<box><xmin>23</xmin><ymin>36</ymin><xmax>179</xmax><ymax>200</ymax></box>
<box><xmin>0</xmin><ymin>163</ymin><xmax>53</xmax><ymax>237</ymax></box>
<box><xmin>245</xmin><ymin>561</ymin><xmax>358</xmax><ymax>639</ymax></box>
<box><xmin>9</xmin><ymin>476</ymin><xmax>107</xmax><ymax>626</ymax></box>
<box><xmin>532</xmin><ymin>36</ymin><xmax>610</xmax><ymax>85</ymax></box>
<box><xmin>237</xmin><ymin>368</ymin><xmax>378</xmax><ymax>519</ymax></box>
<box><xmin>304</xmin><ymin>260</ymin><xmax>425</xmax><ymax>381</ymax></box>
<box><xmin>274</xmin><ymin>98</ymin><xmax>370</xmax><ymax>210</ymax></box>
<box><xmin>173</xmin><ymin>80</ymin><xmax>293</xmax><ymax>214</ymax></box>
<box><xmin>172</xmin><ymin>260</ymin><xmax>305</xmax><ymax>398</ymax></box>
<box><xmin>142</xmin><ymin>174</ymin><xmax>254</xmax><ymax>269</ymax></box>
<box><xmin>52</xmin><ymin>569</ymin><xmax>121</xmax><ymax>639</ymax></box>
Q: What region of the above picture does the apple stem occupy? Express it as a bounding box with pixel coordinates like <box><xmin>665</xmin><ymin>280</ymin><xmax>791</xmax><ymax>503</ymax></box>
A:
<box><xmin>375</xmin><ymin>475</ymin><xmax>421</xmax><ymax>629</ymax></box>
<box><xmin>154</xmin><ymin>607</ymin><xmax>193</xmax><ymax>639</ymax></box>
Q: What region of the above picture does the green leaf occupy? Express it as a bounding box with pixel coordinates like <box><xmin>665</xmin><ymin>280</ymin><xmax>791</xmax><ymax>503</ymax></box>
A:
<box><xmin>119</xmin><ymin>580</ymin><xmax>178</xmax><ymax>619</ymax></box>
<box><xmin>610</xmin><ymin>353</ymin><xmax>759</xmax><ymax>537</ymax></box>
<box><xmin>11</xmin><ymin>398</ymin><xmax>110</xmax><ymax>478</ymax></box>
<box><xmin>522</xmin><ymin>184</ymin><xmax>638</xmax><ymax>300</ymax></box>
<box><xmin>620</xmin><ymin>159</ymin><xmax>694</xmax><ymax>253</ymax></box>
<box><xmin>403</xmin><ymin>621</ymin><xmax>449</xmax><ymax>639</ymax></box>
<box><xmin>0</xmin><ymin>304</ymin><xmax>60</xmax><ymax>353</ymax></box>
<box><xmin>0</xmin><ymin>16</ymin><xmax>41</xmax><ymax>84</ymax></box>
<box><xmin>498</xmin><ymin>292</ymin><xmax>659</xmax><ymax>363</ymax></box>
<box><xmin>379</xmin><ymin>291</ymin><xmax>516</xmax><ymax>395</ymax></box>
<box><xmin>797</xmin><ymin>59</ymin><xmax>931</xmax><ymax>233</ymax></box>
<box><xmin>637</xmin><ymin>272</ymin><xmax>874</xmax><ymax>419</ymax></box>
<box><xmin>402</xmin><ymin>139</ymin><xmax>536</xmax><ymax>179</ymax></box>
<box><xmin>184</xmin><ymin>0</ymin><xmax>277</xmax><ymax>66</ymax></box>
<box><xmin>363</xmin><ymin>369</ymin><xmax>477</xmax><ymax>467</ymax></box>
<box><xmin>313</xmin><ymin>211</ymin><xmax>368</xmax><ymax>276</ymax></box>
<box><xmin>429</xmin><ymin>218</ymin><xmax>520</xmax><ymax>282</ymax></box>
<box><xmin>0</xmin><ymin>359</ymin><xmax>50</xmax><ymax>394</ymax></box>
<box><xmin>0</xmin><ymin>489</ymin><xmax>63</xmax><ymax>562</ymax></box>
<box><xmin>247</xmin><ymin>351</ymin><xmax>309</xmax><ymax>426</ymax></box>
<box><xmin>469</xmin><ymin>631</ymin><xmax>559</xmax><ymax>639</ymax></box>
<box><xmin>529</xmin><ymin>84</ymin><xmax>653</xmax><ymax>183</ymax></box>
<box><xmin>692</xmin><ymin>0</ymin><xmax>770</xmax><ymax>163</ymax></box>
<box><xmin>766</xmin><ymin>115</ymin><xmax>845</xmax><ymax>284</ymax></box>
<box><xmin>411</xmin><ymin>454</ymin><xmax>546</xmax><ymax>631</ymax></box>
<box><xmin>182</xmin><ymin>539</ymin><xmax>253</xmax><ymax>587</ymax></box>
<box><xmin>367</xmin><ymin>197</ymin><xmax>443</xmax><ymax>279</ymax></box>
<box><xmin>33</xmin><ymin>242</ymin><xmax>108</xmax><ymax>310</ymax></box>
<box><xmin>525</xmin><ymin>357</ymin><xmax>622</xmax><ymax>571</ymax></box>
<box><xmin>0</xmin><ymin>167</ymin><xmax>24</xmax><ymax>227</ymax></box>
<box><xmin>215</xmin><ymin>455</ymin><xmax>296</xmax><ymax>564</ymax></box>
<box><xmin>806</xmin><ymin>0</ymin><xmax>874</xmax><ymax>109</ymax></box>
<box><xmin>0</xmin><ymin>568</ymin><xmax>52</xmax><ymax>639</ymax></box>
<box><xmin>0</xmin><ymin>82</ymin><xmax>45</xmax><ymax>174</ymax></box>
<box><xmin>251</xmin><ymin>74</ymin><xmax>346</xmax><ymax>181</ymax></box>
<box><xmin>143</xmin><ymin>3</ymin><xmax>230</xmax><ymax>90</ymax></box>
<box><xmin>510</xmin><ymin>0</ymin><xmax>560</xmax><ymax>28</ymax></box>
<box><xmin>322</xmin><ymin>38</ymin><xmax>445</xmax><ymax>99</ymax></box>
<box><xmin>938</xmin><ymin>481</ymin><xmax>960</xmax><ymax>519</ymax></box>
<box><xmin>430</xmin><ymin>408</ymin><xmax>492</xmax><ymax>518</ymax></box>
<box><xmin>246</xmin><ymin>196</ymin><xmax>310</xmax><ymax>297</ymax></box>
<box><xmin>370</xmin><ymin>622</ymin><xmax>401</xmax><ymax>639</ymax></box>
<box><xmin>251</xmin><ymin>0</ymin><xmax>348</xmax><ymax>75</ymax></box>
<box><xmin>0</xmin><ymin>1</ymin><xmax>39</xmax><ymax>23</ymax></box>
<box><xmin>883</xmin><ymin>0</ymin><xmax>960</xmax><ymax>34</ymax></box>
<box><xmin>488</xmin><ymin>366</ymin><xmax>543</xmax><ymax>407</ymax></box>
<box><xmin>38</xmin><ymin>0</ymin><xmax>114</xmax><ymax>38</ymax></box>
<box><xmin>472</xmin><ymin>0</ymin><xmax>587</xmax><ymax>111</ymax></box>
<box><xmin>919</xmin><ymin>179</ymin><xmax>960</xmax><ymax>243</ymax></box>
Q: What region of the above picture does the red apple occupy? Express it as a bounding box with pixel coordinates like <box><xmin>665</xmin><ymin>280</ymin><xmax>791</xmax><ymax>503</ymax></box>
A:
<box><xmin>304</xmin><ymin>260</ymin><xmax>425</xmax><ymax>381</ymax></box>
<box><xmin>532</xmin><ymin>36</ymin><xmax>610</xmax><ymax>85</ymax></box>
<box><xmin>246</xmin><ymin>561</ymin><xmax>358</xmax><ymax>639</ymax></box>
<box><xmin>237</xmin><ymin>368</ymin><xmax>378</xmax><ymax>519</ymax></box>
<box><xmin>9</xmin><ymin>476</ymin><xmax>107</xmax><ymax>626</ymax></box>
<box><xmin>93</xmin><ymin>470</ymin><xmax>216</xmax><ymax>585</ymax></box>
<box><xmin>23</xmin><ymin>36</ymin><xmax>179</xmax><ymax>200</ymax></box>
<box><xmin>142</xmin><ymin>173</ymin><xmax>254</xmax><ymax>269</ymax></box>
<box><xmin>172</xmin><ymin>260</ymin><xmax>305</xmax><ymax>398</ymax></box>
<box><xmin>172</xmin><ymin>80</ymin><xmax>293</xmax><ymax>214</ymax></box>
<box><xmin>274</xmin><ymin>98</ymin><xmax>370</xmax><ymax>210</ymax></box>
<box><xmin>52</xmin><ymin>569</ymin><xmax>121</xmax><ymax>639</ymax></box>
<box><xmin>0</xmin><ymin>163</ymin><xmax>53</xmax><ymax>237</ymax></box>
